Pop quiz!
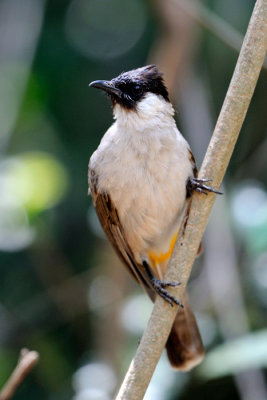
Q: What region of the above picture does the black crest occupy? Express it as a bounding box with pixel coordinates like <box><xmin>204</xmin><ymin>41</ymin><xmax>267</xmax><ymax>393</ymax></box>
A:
<box><xmin>90</xmin><ymin>65</ymin><xmax>170</xmax><ymax>110</ymax></box>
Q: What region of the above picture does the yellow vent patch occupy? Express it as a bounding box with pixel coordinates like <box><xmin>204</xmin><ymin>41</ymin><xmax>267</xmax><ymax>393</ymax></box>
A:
<box><xmin>148</xmin><ymin>233</ymin><xmax>178</xmax><ymax>265</ymax></box>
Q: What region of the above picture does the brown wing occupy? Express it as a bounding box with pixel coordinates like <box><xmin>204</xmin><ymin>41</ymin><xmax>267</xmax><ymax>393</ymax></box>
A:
<box><xmin>188</xmin><ymin>150</ymin><xmax>198</xmax><ymax>178</ymax></box>
<box><xmin>89</xmin><ymin>168</ymin><xmax>155</xmax><ymax>300</ymax></box>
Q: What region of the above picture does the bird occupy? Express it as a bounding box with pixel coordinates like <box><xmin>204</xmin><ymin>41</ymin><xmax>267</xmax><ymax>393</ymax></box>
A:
<box><xmin>88</xmin><ymin>65</ymin><xmax>220</xmax><ymax>370</ymax></box>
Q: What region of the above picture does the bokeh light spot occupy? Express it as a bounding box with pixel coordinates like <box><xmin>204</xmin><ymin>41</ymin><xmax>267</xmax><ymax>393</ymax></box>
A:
<box><xmin>0</xmin><ymin>195</ymin><xmax>35</xmax><ymax>251</ymax></box>
<box><xmin>72</xmin><ymin>362</ymin><xmax>116</xmax><ymax>398</ymax></box>
<box><xmin>65</xmin><ymin>0</ymin><xmax>147</xmax><ymax>60</ymax></box>
<box><xmin>231</xmin><ymin>180</ymin><xmax>267</xmax><ymax>229</ymax></box>
<box><xmin>120</xmin><ymin>293</ymin><xmax>152</xmax><ymax>334</ymax></box>
<box><xmin>0</xmin><ymin>152</ymin><xmax>68</xmax><ymax>214</ymax></box>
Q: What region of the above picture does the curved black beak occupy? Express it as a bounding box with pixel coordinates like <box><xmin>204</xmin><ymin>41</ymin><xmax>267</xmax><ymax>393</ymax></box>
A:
<box><xmin>89</xmin><ymin>80</ymin><xmax>121</xmax><ymax>96</ymax></box>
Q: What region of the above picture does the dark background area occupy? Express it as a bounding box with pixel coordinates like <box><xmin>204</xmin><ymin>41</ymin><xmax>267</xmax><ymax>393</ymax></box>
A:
<box><xmin>0</xmin><ymin>0</ymin><xmax>266</xmax><ymax>399</ymax></box>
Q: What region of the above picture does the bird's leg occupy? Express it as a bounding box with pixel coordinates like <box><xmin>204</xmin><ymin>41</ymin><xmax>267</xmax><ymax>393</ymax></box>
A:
<box><xmin>142</xmin><ymin>261</ymin><xmax>183</xmax><ymax>308</ymax></box>
<box><xmin>186</xmin><ymin>177</ymin><xmax>222</xmax><ymax>197</ymax></box>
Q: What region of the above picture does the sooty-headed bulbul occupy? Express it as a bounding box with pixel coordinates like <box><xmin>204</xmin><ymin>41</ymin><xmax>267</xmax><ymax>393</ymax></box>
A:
<box><xmin>88</xmin><ymin>65</ymin><xmax>220</xmax><ymax>370</ymax></box>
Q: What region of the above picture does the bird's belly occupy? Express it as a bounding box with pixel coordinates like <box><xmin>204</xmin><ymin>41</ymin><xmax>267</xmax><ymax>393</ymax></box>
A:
<box><xmin>110</xmin><ymin>160</ymin><xmax>188</xmax><ymax>262</ymax></box>
<box><xmin>92</xmin><ymin>128</ymin><xmax>193</xmax><ymax>262</ymax></box>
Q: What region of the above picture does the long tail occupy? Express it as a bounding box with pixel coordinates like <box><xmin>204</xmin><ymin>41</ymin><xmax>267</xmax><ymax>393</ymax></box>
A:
<box><xmin>166</xmin><ymin>292</ymin><xmax>204</xmax><ymax>371</ymax></box>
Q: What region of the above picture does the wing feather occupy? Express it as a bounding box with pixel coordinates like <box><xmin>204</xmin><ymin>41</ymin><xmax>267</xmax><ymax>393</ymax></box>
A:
<box><xmin>89</xmin><ymin>168</ymin><xmax>155</xmax><ymax>300</ymax></box>
<box><xmin>188</xmin><ymin>150</ymin><xmax>198</xmax><ymax>178</ymax></box>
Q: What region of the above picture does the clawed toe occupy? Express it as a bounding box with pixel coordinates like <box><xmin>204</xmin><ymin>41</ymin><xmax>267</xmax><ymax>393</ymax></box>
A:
<box><xmin>187</xmin><ymin>177</ymin><xmax>222</xmax><ymax>196</ymax></box>
<box><xmin>151</xmin><ymin>278</ymin><xmax>183</xmax><ymax>308</ymax></box>
<box><xmin>159</xmin><ymin>281</ymin><xmax>181</xmax><ymax>288</ymax></box>
<box><xmin>142</xmin><ymin>260</ymin><xmax>183</xmax><ymax>308</ymax></box>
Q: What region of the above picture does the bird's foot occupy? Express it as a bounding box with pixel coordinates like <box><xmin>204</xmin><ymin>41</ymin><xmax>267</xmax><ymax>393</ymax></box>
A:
<box><xmin>151</xmin><ymin>277</ymin><xmax>183</xmax><ymax>307</ymax></box>
<box><xmin>142</xmin><ymin>261</ymin><xmax>183</xmax><ymax>308</ymax></box>
<box><xmin>187</xmin><ymin>177</ymin><xmax>222</xmax><ymax>196</ymax></box>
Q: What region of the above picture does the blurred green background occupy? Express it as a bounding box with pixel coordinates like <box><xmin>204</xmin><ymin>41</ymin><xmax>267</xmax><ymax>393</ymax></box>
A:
<box><xmin>0</xmin><ymin>0</ymin><xmax>266</xmax><ymax>399</ymax></box>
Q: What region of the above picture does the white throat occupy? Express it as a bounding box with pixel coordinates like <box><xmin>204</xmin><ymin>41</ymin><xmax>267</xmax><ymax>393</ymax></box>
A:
<box><xmin>113</xmin><ymin>92</ymin><xmax>176</xmax><ymax>132</ymax></box>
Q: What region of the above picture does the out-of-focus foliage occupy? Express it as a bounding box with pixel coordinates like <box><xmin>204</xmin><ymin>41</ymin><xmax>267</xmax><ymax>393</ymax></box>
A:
<box><xmin>0</xmin><ymin>0</ymin><xmax>266</xmax><ymax>399</ymax></box>
<box><xmin>198</xmin><ymin>329</ymin><xmax>267</xmax><ymax>379</ymax></box>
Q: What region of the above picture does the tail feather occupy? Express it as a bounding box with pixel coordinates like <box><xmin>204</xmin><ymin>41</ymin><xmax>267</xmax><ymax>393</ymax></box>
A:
<box><xmin>166</xmin><ymin>293</ymin><xmax>204</xmax><ymax>371</ymax></box>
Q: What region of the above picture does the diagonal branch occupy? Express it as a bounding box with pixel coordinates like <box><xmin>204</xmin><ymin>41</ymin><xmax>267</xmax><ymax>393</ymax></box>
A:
<box><xmin>116</xmin><ymin>0</ymin><xmax>267</xmax><ymax>399</ymax></box>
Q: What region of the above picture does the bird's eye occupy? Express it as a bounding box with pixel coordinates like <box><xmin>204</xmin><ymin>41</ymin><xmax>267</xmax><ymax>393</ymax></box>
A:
<box><xmin>132</xmin><ymin>84</ymin><xmax>143</xmax><ymax>95</ymax></box>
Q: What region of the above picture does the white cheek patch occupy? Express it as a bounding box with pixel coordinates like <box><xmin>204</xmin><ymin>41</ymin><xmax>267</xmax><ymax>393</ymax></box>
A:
<box><xmin>137</xmin><ymin>93</ymin><xmax>169</xmax><ymax>115</ymax></box>
<box><xmin>113</xmin><ymin>93</ymin><xmax>175</xmax><ymax>132</ymax></box>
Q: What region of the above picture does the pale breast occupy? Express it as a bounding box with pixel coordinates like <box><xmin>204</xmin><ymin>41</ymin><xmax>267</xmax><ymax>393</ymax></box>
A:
<box><xmin>90</xmin><ymin>121</ymin><xmax>193</xmax><ymax>262</ymax></box>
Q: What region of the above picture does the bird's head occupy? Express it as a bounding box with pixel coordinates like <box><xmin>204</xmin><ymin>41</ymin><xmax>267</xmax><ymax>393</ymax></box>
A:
<box><xmin>89</xmin><ymin>65</ymin><xmax>170</xmax><ymax>111</ymax></box>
